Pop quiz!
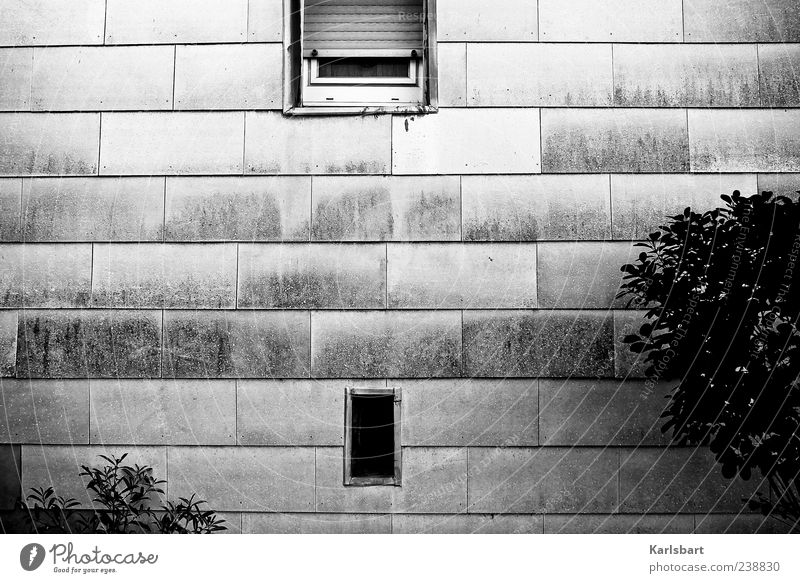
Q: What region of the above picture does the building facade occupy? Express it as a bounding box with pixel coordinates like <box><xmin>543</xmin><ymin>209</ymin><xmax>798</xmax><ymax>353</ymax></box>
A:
<box><xmin>1</xmin><ymin>0</ymin><xmax>799</xmax><ymax>533</ymax></box>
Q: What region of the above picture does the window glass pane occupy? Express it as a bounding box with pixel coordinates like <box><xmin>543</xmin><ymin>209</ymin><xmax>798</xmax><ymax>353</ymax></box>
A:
<box><xmin>350</xmin><ymin>394</ymin><xmax>395</xmax><ymax>478</ymax></box>
<box><xmin>318</xmin><ymin>57</ymin><xmax>410</xmax><ymax>78</ymax></box>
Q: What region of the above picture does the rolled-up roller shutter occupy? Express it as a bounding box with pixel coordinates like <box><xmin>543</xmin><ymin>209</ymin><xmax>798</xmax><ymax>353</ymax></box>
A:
<box><xmin>303</xmin><ymin>0</ymin><xmax>425</xmax><ymax>57</ymax></box>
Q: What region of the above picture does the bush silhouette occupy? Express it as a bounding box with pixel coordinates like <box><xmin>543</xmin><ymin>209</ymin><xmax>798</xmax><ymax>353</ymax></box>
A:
<box><xmin>619</xmin><ymin>190</ymin><xmax>800</xmax><ymax>532</ymax></box>
<box><xmin>18</xmin><ymin>453</ymin><xmax>226</xmax><ymax>534</ymax></box>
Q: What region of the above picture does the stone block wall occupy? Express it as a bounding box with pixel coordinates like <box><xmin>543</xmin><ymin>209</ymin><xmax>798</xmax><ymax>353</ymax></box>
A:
<box><xmin>1</xmin><ymin>0</ymin><xmax>799</xmax><ymax>533</ymax></box>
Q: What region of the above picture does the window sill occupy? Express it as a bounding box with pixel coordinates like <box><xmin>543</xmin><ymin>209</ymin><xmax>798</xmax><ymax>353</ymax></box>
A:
<box><xmin>284</xmin><ymin>104</ymin><xmax>438</xmax><ymax>117</ymax></box>
<box><xmin>344</xmin><ymin>477</ymin><xmax>402</xmax><ymax>487</ymax></box>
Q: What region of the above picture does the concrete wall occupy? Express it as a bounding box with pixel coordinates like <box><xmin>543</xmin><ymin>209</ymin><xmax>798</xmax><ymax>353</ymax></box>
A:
<box><xmin>1</xmin><ymin>0</ymin><xmax>799</xmax><ymax>533</ymax></box>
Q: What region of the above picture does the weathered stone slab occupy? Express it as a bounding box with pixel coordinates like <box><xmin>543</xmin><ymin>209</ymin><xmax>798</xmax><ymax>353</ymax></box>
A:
<box><xmin>695</xmin><ymin>513</ymin><xmax>793</xmax><ymax>534</ymax></box>
<box><xmin>541</xmin><ymin>109</ymin><xmax>689</xmax><ymax>173</ymax></box>
<box><xmin>90</xmin><ymin>380</ymin><xmax>236</xmax><ymax>445</ymax></box>
<box><xmin>387</xmin><ymin>243</ymin><xmax>537</xmax><ymax>308</ymax></box>
<box><xmin>393</xmin><ymin>109</ymin><xmax>541</xmax><ymax>174</ymax></box>
<box><xmin>91</xmin><ymin>243</ymin><xmax>237</xmax><ymax>309</ymax></box>
<box><xmin>536</xmin><ymin>241</ymin><xmax>636</xmax><ymax>308</ymax></box>
<box><xmin>21</xmin><ymin>177</ymin><xmax>164</xmax><ymax>242</ymax></box>
<box><xmin>684</xmin><ymin>0</ymin><xmax>800</xmax><ymax>42</ymax></box>
<box><xmin>100</xmin><ymin>112</ymin><xmax>244</xmax><ymax>175</ymax></box>
<box><xmin>401</xmin><ymin>379</ymin><xmax>538</xmax><ymax>446</ymax></box>
<box><xmin>237</xmin><ymin>380</ymin><xmax>345</xmax><ymax>446</ymax></box>
<box><xmin>614</xmin><ymin>44</ymin><xmax>759</xmax><ymax>106</ymax></box>
<box><xmin>462</xmin><ymin>175</ymin><xmax>611</xmax><ymax>241</ymax></box>
<box><xmin>0</xmin><ymin>0</ymin><xmax>105</xmax><ymax>46</ymax></box>
<box><xmin>246</xmin><ymin>112</ymin><xmax>390</xmax><ymax>175</ymax></box>
<box><xmin>468</xmin><ymin>448</ymin><xmax>619</xmax><ymax>513</ymax></box>
<box><xmin>689</xmin><ymin>110</ymin><xmax>800</xmax><ymax>172</ymax></box>
<box><xmin>463</xmin><ymin>310</ymin><xmax>615</xmax><ymax>377</ymax></box>
<box><xmin>759</xmin><ymin>44</ymin><xmax>800</xmax><ymax>107</ymax></box>
<box><xmin>0</xmin><ymin>379</ymin><xmax>89</xmax><ymax>443</ymax></box>
<box><xmin>437</xmin><ymin>0</ymin><xmax>537</xmax><ymax>41</ymax></box>
<box><xmin>469</xmin><ymin>44</ymin><xmax>613</xmax><ymax>106</ymax></box>
<box><xmin>0</xmin><ymin>48</ymin><xmax>32</xmax><ymax>111</ymax></box>
<box><xmin>166</xmin><ymin>177</ymin><xmax>310</xmax><ymax>242</ymax></box>
<box><xmin>539</xmin><ymin>0</ymin><xmax>683</xmax><ymax>42</ymax></box>
<box><xmin>392</xmin><ymin>514</ymin><xmax>543</xmax><ymax>534</ymax></box>
<box><xmin>0</xmin><ymin>244</ymin><xmax>92</xmax><ymax>307</ymax></box>
<box><xmin>243</xmin><ymin>512</ymin><xmax>391</xmax><ymax>534</ymax></box>
<box><xmin>437</xmin><ymin>43</ymin><xmax>467</xmax><ymax>106</ymax></box>
<box><xmin>311</xmin><ymin>311</ymin><xmax>462</xmax><ymax>378</ymax></box>
<box><xmin>163</xmin><ymin>310</ymin><xmax>310</xmax><ymax>378</ymax></box>
<box><xmin>105</xmin><ymin>0</ymin><xmax>248</xmax><ymax>44</ymax></box>
<box><xmin>315</xmin><ymin>447</ymin><xmax>467</xmax><ymax>513</ymax></box>
<box><xmin>175</xmin><ymin>44</ymin><xmax>282</xmax><ymax>110</ymax></box>
<box><xmin>611</xmin><ymin>174</ymin><xmax>757</xmax><ymax>240</ymax></box>
<box><xmin>311</xmin><ymin>176</ymin><xmax>460</xmax><ymax>242</ymax></box>
<box><xmin>168</xmin><ymin>446</ymin><xmax>315</xmax><ymax>512</ymax></box>
<box><xmin>247</xmin><ymin>0</ymin><xmax>283</xmax><ymax>41</ymax></box>
<box><xmin>31</xmin><ymin>46</ymin><xmax>174</xmax><ymax>111</ymax></box>
<box><xmin>539</xmin><ymin>379</ymin><xmax>673</xmax><ymax>446</ymax></box>
<box><xmin>0</xmin><ymin>311</ymin><xmax>17</xmax><ymax>377</ymax></box>
<box><xmin>619</xmin><ymin>448</ymin><xmax>766</xmax><ymax>512</ymax></box>
<box><xmin>16</xmin><ymin>310</ymin><xmax>162</xmax><ymax>378</ymax></box>
<box><xmin>0</xmin><ymin>113</ymin><xmax>99</xmax><ymax>176</ymax></box>
<box><xmin>238</xmin><ymin>244</ymin><xmax>385</xmax><ymax>309</ymax></box>
<box><xmin>545</xmin><ymin>514</ymin><xmax>693</xmax><ymax>534</ymax></box>
<box><xmin>0</xmin><ymin>179</ymin><xmax>21</xmax><ymax>241</ymax></box>
<box><xmin>0</xmin><ymin>445</ymin><xmax>20</xmax><ymax>509</ymax></box>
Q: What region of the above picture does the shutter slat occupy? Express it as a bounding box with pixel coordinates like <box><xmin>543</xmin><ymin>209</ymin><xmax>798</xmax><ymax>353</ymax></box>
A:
<box><xmin>305</xmin><ymin>23</ymin><xmax>424</xmax><ymax>32</ymax></box>
<box><xmin>303</xmin><ymin>0</ymin><xmax>424</xmax><ymax>55</ymax></box>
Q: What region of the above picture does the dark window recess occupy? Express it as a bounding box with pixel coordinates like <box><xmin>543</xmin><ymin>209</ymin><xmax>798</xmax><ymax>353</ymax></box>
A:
<box><xmin>317</xmin><ymin>57</ymin><xmax>411</xmax><ymax>79</ymax></box>
<box><xmin>349</xmin><ymin>394</ymin><xmax>396</xmax><ymax>479</ymax></box>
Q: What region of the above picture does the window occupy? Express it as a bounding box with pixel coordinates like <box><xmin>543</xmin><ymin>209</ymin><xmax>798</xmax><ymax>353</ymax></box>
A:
<box><xmin>344</xmin><ymin>387</ymin><xmax>402</xmax><ymax>486</ymax></box>
<box><xmin>284</xmin><ymin>0</ymin><xmax>438</xmax><ymax>114</ymax></box>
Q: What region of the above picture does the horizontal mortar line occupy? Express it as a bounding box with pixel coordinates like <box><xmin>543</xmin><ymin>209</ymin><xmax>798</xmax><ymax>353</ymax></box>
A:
<box><xmin>0</xmin><ymin>240</ymin><xmax>648</xmax><ymax>245</ymax></box>
<box><xmin>13</xmin><ymin>443</ymin><xmax>702</xmax><ymax>451</ymax></box>
<box><xmin>3</xmin><ymin>107</ymin><xmax>799</xmax><ymax>114</ymax></box>
<box><xmin>1</xmin><ymin>40</ymin><xmax>796</xmax><ymax>49</ymax></box>
<box><xmin>0</xmin><ymin>239</ymin><xmax>647</xmax><ymax>244</ymax></box>
<box><xmin>1</xmin><ymin>172</ymin><xmax>781</xmax><ymax>177</ymax></box>
<box><xmin>0</xmin><ymin>172</ymin><xmax>792</xmax><ymax>179</ymax></box>
<box><xmin>2</xmin><ymin>106</ymin><xmax>799</xmax><ymax>113</ymax></box>
<box><xmin>437</xmin><ymin>40</ymin><xmax>800</xmax><ymax>45</ymax></box>
<box><xmin>7</xmin><ymin>379</ymin><xmax>641</xmax><ymax>383</ymax></box>
<box><xmin>4</xmin><ymin>307</ymin><xmax>640</xmax><ymax>311</ymax></box>
<box><xmin>0</xmin><ymin>41</ymin><xmax>285</xmax><ymax>49</ymax></box>
<box><xmin>1</xmin><ymin>108</ymin><xmax>284</xmax><ymax>114</ymax></box>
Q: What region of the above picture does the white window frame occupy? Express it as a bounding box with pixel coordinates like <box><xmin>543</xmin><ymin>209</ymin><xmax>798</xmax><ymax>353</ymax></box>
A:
<box><xmin>283</xmin><ymin>0</ymin><xmax>438</xmax><ymax>116</ymax></box>
<box><xmin>302</xmin><ymin>56</ymin><xmax>423</xmax><ymax>107</ymax></box>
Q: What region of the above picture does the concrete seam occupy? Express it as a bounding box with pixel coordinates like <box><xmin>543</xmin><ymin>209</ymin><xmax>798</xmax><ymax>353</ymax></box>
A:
<box><xmin>103</xmin><ymin>0</ymin><xmax>109</xmax><ymax>44</ymax></box>
<box><xmin>608</xmin><ymin>174</ymin><xmax>613</xmax><ymax>238</ymax></box>
<box><xmin>242</xmin><ymin>112</ymin><xmax>248</xmax><ymax>174</ymax></box>
<box><xmin>18</xmin><ymin>179</ymin><xmax>23</xmax><ymax>240</ymax></box>
<box><xmin>162</xmin><ymin>177</ymin><xmax>167</xmax><ymax>242</ymax></box>
<box><xmin>171</xmin><ymin>45</ymin><xmax>177</xmax><ymax>110</ymax></box>
<box><xmin>97</xmin><ymin>112</ymin><xmax>103</xmax><ymax>174</ymax></box>
<box><xmin>755</xmin><ymin>43</ymin><xmax>763</xmax><ymax>107</ymax></box>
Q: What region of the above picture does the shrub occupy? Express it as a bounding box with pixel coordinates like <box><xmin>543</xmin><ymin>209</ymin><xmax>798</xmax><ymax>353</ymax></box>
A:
<box><xmin>18</xmin><ymin>454</ymin><xmax>226</xmax><ymax>534</ymax></box>
<box><xmin>618</xmin><ymin>190</ymin><xmax>800</xmax><ymax>532</ymax></box>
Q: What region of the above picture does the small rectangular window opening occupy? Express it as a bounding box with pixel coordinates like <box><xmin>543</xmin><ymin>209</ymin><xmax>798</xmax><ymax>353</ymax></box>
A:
<box><xmin>345</xmin><ymin>388</ymin><xmax>401</xmax><ymax>486</ymax></box>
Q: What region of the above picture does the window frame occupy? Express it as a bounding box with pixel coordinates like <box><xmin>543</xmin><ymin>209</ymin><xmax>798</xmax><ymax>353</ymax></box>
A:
<box><xmin>302</xmin><ymin>57</ymin><xmax>423</xmax><ymax>106</ymax></box>
<box><xmin>343</xmin><ymin>387</ymin><xmax>402</xmax><ymax>487</ymax></box>
<box><xmin>283</xmin><ymin>0</ymin><xmax>438</xmax><ymax>116</ymax></box>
